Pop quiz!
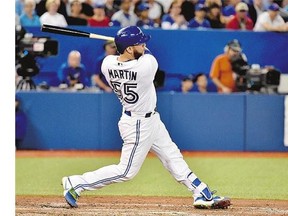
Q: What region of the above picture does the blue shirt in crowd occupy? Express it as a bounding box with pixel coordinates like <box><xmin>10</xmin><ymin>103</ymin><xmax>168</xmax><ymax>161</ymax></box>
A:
<box><xmin>58</xmin><ymin>63</ymin><xmax>89</xmax><ymax>87</ymax></box>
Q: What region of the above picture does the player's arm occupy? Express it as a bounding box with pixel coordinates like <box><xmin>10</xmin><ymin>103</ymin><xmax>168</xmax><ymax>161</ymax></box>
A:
<box><xmin>145</xmin><ymin>51</ymin><xmax>158</xmax><ymax>79</ymax></box>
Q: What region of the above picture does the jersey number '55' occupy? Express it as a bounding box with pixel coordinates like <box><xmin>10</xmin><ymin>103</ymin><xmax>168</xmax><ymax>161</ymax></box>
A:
<box><xmin>110</xmin><ymin>81</ymin><xmax>139</xmax><ymax>104</ymax></box>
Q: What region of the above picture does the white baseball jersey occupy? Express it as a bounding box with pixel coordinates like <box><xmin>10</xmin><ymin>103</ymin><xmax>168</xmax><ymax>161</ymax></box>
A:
<box><xmin>65</xmin><ymin>51</ymin><xmax>214</xmax><ymax>204</ymax></box>
<box><xmin>101</xmin><ymin>53</ymin><xmax>158</xmax><ymax>113</ymax></box>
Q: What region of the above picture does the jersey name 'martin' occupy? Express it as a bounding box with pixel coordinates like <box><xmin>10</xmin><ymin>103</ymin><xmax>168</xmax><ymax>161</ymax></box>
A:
<box><xmin>108</xmin><ymin>69</ymin><xmax>137</xmax><ymax>81</ymax></box>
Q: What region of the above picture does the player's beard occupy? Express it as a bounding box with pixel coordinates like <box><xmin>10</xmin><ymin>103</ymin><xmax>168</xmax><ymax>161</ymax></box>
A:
<box><xmin>133</xmin><ymin>49</ymin><xmax>143</xmax><ymax>60</ymax></box>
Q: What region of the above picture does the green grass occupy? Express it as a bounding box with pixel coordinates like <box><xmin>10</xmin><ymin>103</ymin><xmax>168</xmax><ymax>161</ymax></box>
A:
<box><xmin>16</xmin><ymin>156</ymin><xmax>288</xmax><ymax>200</ymax></box>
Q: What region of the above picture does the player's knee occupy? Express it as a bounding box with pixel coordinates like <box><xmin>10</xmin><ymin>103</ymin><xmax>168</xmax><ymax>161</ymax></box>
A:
<box><xmin>123</xmin><ymin>170</ymin><xmax>138</xmax><ymax>181</ymax></box>
<box><xmin>117</xmin><ymin>163</ymin><xmax>140</xmax><ymax>181</ymax></box>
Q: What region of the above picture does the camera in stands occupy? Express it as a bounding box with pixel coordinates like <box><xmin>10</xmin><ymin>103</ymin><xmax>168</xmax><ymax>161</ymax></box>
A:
<box><xmin>230</xmin><ymin>55</ymin><xmax>281</xmax><ymax>93</ymax></box>
<box><xmin>15</xmin><ymin>25</ymin><xmax>58</xmax><ymax>90</ymax></box>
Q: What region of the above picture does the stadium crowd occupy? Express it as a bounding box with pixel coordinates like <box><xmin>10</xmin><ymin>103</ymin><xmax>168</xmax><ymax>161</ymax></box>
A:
<box><xmin>16</xmin><ymin>0</ymin><xmax>288</xmax><ymax>31</ymax></box>
<box><xmin>15</xmin><ymin>0</ymin><xmax>288</xmax><ymax>94</ymax></box>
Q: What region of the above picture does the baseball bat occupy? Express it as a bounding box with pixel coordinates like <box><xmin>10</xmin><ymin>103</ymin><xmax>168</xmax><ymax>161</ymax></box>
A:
<box><xmin>41</xmin><ymin>24</ymin><xmax>114</xmax><ymax>41</ymax></box>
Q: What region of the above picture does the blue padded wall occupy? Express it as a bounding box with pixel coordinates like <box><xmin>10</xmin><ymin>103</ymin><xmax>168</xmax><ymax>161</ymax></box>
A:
<box><xmin>16</xmin><ymin>92</ymin><xmax>287</xmax><ymax>151</ymax></box>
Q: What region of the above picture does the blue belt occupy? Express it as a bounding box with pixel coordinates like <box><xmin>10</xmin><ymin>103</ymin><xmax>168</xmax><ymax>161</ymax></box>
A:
<box><xmin>124</xmin><ymin>108</ymin><xmax>157</xmax><ymax>118</ymax></box>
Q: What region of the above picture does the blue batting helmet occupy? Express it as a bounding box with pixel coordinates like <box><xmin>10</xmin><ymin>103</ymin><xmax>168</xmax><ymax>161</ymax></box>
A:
<box><xmin>115</xmin><ymin>26</ymin><xmax>151</xmax><ymax>54</ymax></box>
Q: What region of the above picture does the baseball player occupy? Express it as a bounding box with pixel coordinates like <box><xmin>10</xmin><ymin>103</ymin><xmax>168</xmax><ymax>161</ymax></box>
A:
<box><xmin>62</xmin><ymin>26</ymin><xmax>231</xmax><ymax>209</ymax></box>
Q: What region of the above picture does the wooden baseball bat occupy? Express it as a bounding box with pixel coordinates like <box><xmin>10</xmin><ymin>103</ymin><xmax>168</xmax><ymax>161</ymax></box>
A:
<box><xmin>41</xmin><ymin>24</ymin><xmax>114</xmax><ymax>41</ymax></box>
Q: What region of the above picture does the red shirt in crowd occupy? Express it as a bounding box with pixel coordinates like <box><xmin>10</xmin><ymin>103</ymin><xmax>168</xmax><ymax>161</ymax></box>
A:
<box><xmin>226</xmin><ymin>15</ymin><xmax>254</xmax><ymax>30</ymax></box>
<box><xmin>88</xmin><ymin>17</ymin><xmax>110</xmax><ymax>27</ymax></box>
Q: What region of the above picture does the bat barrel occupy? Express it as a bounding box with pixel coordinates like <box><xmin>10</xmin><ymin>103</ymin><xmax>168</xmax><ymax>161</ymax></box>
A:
<box><xmin>41</xmin><ymin>24</ymin><xmax>90</xmax><ymax>38</ymax></box>
<box><xmin>41</xmin><ymin>24</ymin><xmax>114</xmax><ymax>41</ymax></box>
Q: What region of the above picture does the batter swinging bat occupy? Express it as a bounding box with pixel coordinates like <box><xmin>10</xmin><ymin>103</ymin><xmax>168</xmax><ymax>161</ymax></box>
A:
<box><xmin>41</xmin><ymin>24</ymin><xmax>114</xmax><ymax>41</ymax></box>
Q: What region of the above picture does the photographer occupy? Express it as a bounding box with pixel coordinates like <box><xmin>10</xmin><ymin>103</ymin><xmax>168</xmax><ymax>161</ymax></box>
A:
<box><xmin>209</xmin><ymin>39</ymin><xmax>248</xmax><ymax>93</ymax></box>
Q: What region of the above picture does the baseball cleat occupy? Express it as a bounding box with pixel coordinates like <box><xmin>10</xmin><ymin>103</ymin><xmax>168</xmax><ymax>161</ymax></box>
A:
<box><xmin>62</xmin><ymin>177</ymin><xmax>79</xmax><ymax>208</ymax></box>
<box><xmin>193</xmin><ymin>195</ymin><xmax>231</xmax><ymax>209</ymax></box>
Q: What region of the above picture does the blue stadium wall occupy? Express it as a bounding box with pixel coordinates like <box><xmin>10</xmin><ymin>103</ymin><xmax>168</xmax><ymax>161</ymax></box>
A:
<box><xmin>16</xmin><ymin>92</ymin><xmax>287</xmax><ymax>152</ymax></box>
<box><xmin>24</xmin><ymin>27</ymin><xmax>288</xmax><ymax>91</ymax></box>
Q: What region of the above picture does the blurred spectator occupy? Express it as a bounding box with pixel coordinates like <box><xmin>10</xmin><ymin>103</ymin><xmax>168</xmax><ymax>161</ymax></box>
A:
<box><xmin>130</xmin><ymin>0</ymin><xmax>142</xmax><ymax>15</ymax></box>
<box><xmin>157</xmin><ymin>0</ymin><xmax>174</xmax><ymax>12</ymax></box>
<box><xmin>147</xmin><ymin>0</ymin><xmax>165</xmax><ymax>27</ymax></box>
<box><xmin>16</xmin><ymin>13</ymin><xmax>21</xmax><ymax>26</ymax></box>
<box><xmin>177</xmin><ymin>75</ymin><xmax>194</xmax><ymax>93</ymax></box>
<box><xmin>261</xmin><ymin>0</ymin><xmax>273</xmax><ymax>10</ymax></box>
<box><xmin>79</xmin><ymin>0</ymin><xmax>94</xmax><ymax>19</ymax></box>
<box><xmin>40</xmin><ymin>0</ymin><xmax>68</xmax><ymax>27</ymax></box>
<box><xmin>205</xmin><ymin>0</ymin><xmax>222</xmax><ymax>8</ymax></box>
<box><xmin>104</xmin><ymin>0</ymin><xmax>120</xmax><ymax>19</ymax></box>
<box><xmin>253</xmin><ymin>3</ymin><xmax>288</xmax><ymax>31</ymax></box>
<box><xmin>209</xmin><ymin>39</ymin><xmax>246</xmax><ymax>93</ymax></box>
<box><xmin>58</xmin><ymin>50</ymin><xmax>90</xmax><ymax>89</ymax></box>
<box><xmin>92</xmin><ymin>0</ymin><xmax>106</xmax><ymax>4</ymax></box>
<box><xmin>66</xmin><ymin>0</ymin><xmax>88</xmax><ymax>25</ymax></box>
<box><xmin>136</xmin><ymin>3</ymin><xmax>157</xmax><ymax>28</ymax></box>
<box><xmin>280</xmin><ymin>0</ymin><xmax>288</xmax><ymax>21</ymax></box>
<box><xmin>15</xmin><ymin>97</ymin><xmax>27</xmax><ymax>150</ymax></box>
<box><xmin>16</xmin><ymin>0</ymin><xmax>25</xmax><ymax>16</ymax></box>
<box><xmin>222</xmin><ymin>0</ymin><xmax>241</xmax><ymax>17</ymax></box>
<box><xmin>247</xmin><ymin>0</ymin><xmax>265</xmax><ymax>26</ymax></box>
<box><xmin>205</xmin><ymin>0</ymin><xmax>232</xmax><ymax>24</ymax></box>
<box><xmin>133</xmin><ymin>0</ymin><xmax>145</xmax><ymax>17</ymax></box>
<box><xmin>36</xmin><ymin>0</ymin><xmax>68</xmax><ymax>18</ymax></box>
<box><xmin>87</xmin><ymin>3</ymin><xmax>110</xmax><ymax>26</ymax></box>
<box><xmin>188</xmin><ymin>3</ymin><xmax>211</xmax><ymax>28</ymax></box>
<box><xmin>91</xmin><ymin>40</ymin><xmax>116</xmax><ymax>92</ymax></box>
<box><xmin>206</xmin><ymin>2</ymin><xmax>226</xmax><ymax>28</ymax></box>
<box><xmin>283</xmin><ymin>0</ymin><xmax>288</xmax><ymax>9</ymax></box>
<box><xmin>110</xmin><ymin>0</ymin><xmax>139</xmax><ymax>27</ymax></box>
<box><xmin>226</xmin><ymin>2</ymin><xmax>254</xmax><ymax>30</ymax></box>
<box><xmin>161</xmin><ymin>0</ymin><xmax>188</xmax><ymax>29</ymax></box>
<box><xmin>179</xmin><ymin>0</ymin><xmax>196</xmax><ymax>22</ymax></box>
<box><xmin>192</xmin><ymin>73</ymin><xmax>208</xmax><ymax>93</ymax></box>
<box><xmin>20</xmin><ymin>0</ymin><xmax>42</xmax><ymax>26</ymax></box>
<box><xmin>283</xmin><ymin>0</ymin><xmax>288</xmax><ymax>13</ymax></box>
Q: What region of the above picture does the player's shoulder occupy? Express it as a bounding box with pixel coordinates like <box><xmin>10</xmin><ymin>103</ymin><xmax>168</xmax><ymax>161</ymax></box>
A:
<box><xmin>142</xmin><ymin>52</ymin><xmax>157</xmax><ymax>60</ymax></box>
<box><xmin>101</xmin><ymin>55</ymin><xmax>118</xmax><ymax>71</ymax></box>
<box><xmin>141</xmin><ymin>53</ymin><xmax>157</xmax><ymax>64</ymax></box>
